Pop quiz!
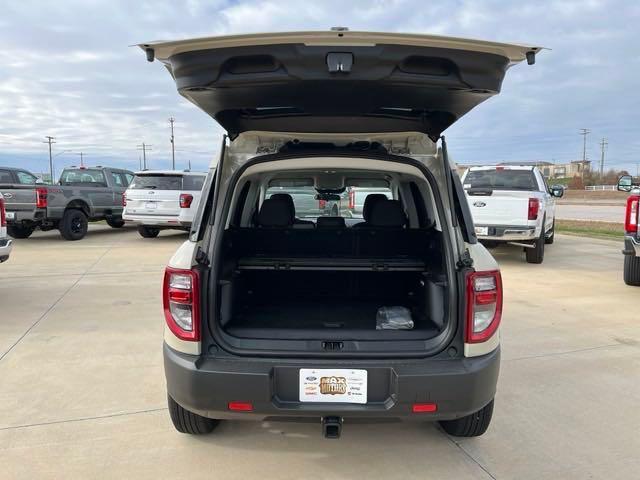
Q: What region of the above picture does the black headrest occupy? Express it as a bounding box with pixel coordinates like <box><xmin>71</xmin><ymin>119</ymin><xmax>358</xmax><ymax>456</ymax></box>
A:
<box><xmin>258</xmin><ymin>197</ymin><xmax>294</xmax><ymax>227</ymax></box>
<box><xmin>269</xmin><ymin>193</ymin><xmax>296</xmax><ymax>214</ymax></box>
<box><xmin>316</xmin><ymin>216</ymin><xmax>346</xmax><ymax>229</ymax></box>
<box><xmin>362</xmin><ymin>194</ymin><xmax>388</xmax><ymax>221</ymax></box>
<box><xmin>368</xmin><ymin>200</ymin><xmax>407</xmax><ymax>228</ymax></box>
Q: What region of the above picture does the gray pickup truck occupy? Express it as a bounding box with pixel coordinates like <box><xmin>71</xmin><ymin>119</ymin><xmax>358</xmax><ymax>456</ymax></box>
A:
<box><xmin>0</xmin><ymin>166</ymin><xmax>134</xmax><ymax>240</ymax></box>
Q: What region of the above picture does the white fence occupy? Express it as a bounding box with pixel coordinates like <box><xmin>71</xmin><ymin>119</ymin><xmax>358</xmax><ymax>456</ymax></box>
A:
<box><xmin>585</xmin><ymin>185</ymin><xmax>617</xmax><ymax>191</ymax></box>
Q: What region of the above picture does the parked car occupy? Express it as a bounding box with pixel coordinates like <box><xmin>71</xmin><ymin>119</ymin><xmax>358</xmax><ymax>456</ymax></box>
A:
<box><xmin>123</xmin><ymin>170</ymin><xmax>207</xmax><ymax>238</ymax></box>
<box><xmin>0</xmin><ymin>192</ymin><xmax>13</xmax><ymax>263</ymax></box>
<box><xmin>0</xmin><ymin>165</ymin><xmax>133</xmax><ymax>240</ymax></box>
<box><xmin>617</xmin><ymin>175</ymin><xmax>640</xmax><ymax>285</ymax></box>
<box><xmin>461</xmin><ymin>166</ymin><xmax>564</xmax><ymax>264</ymax></box>
<box><xmin>141</xmin><ymin>29</ymin><xmax>541</xmax><ymax>438</ymax></box>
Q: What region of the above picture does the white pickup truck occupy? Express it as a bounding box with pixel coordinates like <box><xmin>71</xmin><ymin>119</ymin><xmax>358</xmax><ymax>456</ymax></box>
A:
<box><xmin>461</xmin><ymin>166</ymin><xmax>564</xmax><ymax>264</ymax></box>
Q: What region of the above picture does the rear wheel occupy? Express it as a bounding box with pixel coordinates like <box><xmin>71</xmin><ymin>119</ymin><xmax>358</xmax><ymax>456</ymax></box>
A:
<box><xmin>138</xmin><ymin>225</ymin><xmax>160</xmax><ymax>238</ymax></box>
<box><xmin>168</xmin><ymin>395</ymin><xmax>219</xmax><ymax>434</ymax></box>
<box><xmin>106</xmin><ymin>217</ymin><xmax>125</xmax><ymax>228</ymax></box>
<box><xmin>623</xmin><ymin>255</ymin><xmax>640</xmax><ymax>286</ymax></box>
<box><xmin>59</xmin><ymin>210</ymin><xmax>88</xmax><ymax>241</ymax></box>
<box><xmin>525</xmin><ymin>219</ymin><xmax>545</xmax><ymax>264</ymax></box>
<box><xmin>7</xmin><ymin>225</ymin><xmax>35</xmax><ymax>239</ymax></box>
<box><xmin>439</xmin><ymin>399</ymin><xmax>494</xmax><ymax>437</ymax></box>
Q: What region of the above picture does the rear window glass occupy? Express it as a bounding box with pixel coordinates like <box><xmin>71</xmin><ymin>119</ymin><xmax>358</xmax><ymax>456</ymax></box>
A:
<box><xmin>60</xmin><ymin>169</ymin><xmax>107</xmax><ymax>187</ymax></box>
<box><xmin>266</xmin><ymin>186</ymin><xmax>319</xmax><ymax>218</ymax></box>
<box><xmin>0</xmin><ymin>169</ymin><xmax>13</xmax><ymax>183</ymax></box>
<box><xmin>130</xmin><ymin>175</ymin><xmax>182</xmax><ymax>190</ymax></box>
<box><xmin>464</xmin><ymin>169</ymin><xmax>538</xmax><ymax>191</ymax></box>
<box><xmin>183</xmin><ymin>175</ymin><xmax>206</xmax><ymax>191</ymax></box>
<box><xmin>16</xmin><ymin>171</ymin><xmax>37</xmax><ymax>184</ymax></box>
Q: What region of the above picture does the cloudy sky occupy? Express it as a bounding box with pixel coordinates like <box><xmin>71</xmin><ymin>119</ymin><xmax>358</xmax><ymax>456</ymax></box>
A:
<box><xmin>1</xmin><ymin>0</ymin><xmax>638</xmax><ymax>177</ymax></box>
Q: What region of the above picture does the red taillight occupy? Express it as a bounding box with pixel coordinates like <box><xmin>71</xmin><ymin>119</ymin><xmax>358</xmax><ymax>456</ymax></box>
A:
<box><xmin>0</xmin><ymin>197</ymin><xmax>6</xmax><ymax>227</ymax></box>
<box><xmin>228</xmin><ymin>401</ymin><xmax>253</xmax><ymax>412</ymax></box>
<box><xmin>527</xmin><ymin>198</ymin><xmax>539</xmax><ymax>220</ymax></box>
<box><xmin>162</xmin><ymin>267</ymin><xmax>200</xmax><ymax>341</ymax></box>
<box><xmin>412</xmin><ymin>403</ymin><xmax>437</xmax><ymax>413</ymax></box>
<box><xmin>466</xmin><ymin>270</ymin><xmax>502</xmax><ymax>344</ymax></box>
<box><xmin>348</xmin><ymin>190</ymin><xmax>355</xmax><ymax>210</ymax></box>
<box><xmin>35</xmin><ymin>187</ymin><xmax>48</xmax><ymax>208</ymax></box>
<box><xmin>624</xmin><ymin>195</ymin><xmax>639</xmax><ymax>234</ymax></box>
<box><xmin>180</xmin><ymin>193</ymin><xmax>194</xmax><ymax>208</ymax></box>
<box><xmin>122</xmin><ymin>193</ymin><xmax>127</xmax><ymax>207</ymax></box>
<box><xmin>318</xmin><ymin>199</ymin><xmax>327</xmax><ymax>209</ymax></box>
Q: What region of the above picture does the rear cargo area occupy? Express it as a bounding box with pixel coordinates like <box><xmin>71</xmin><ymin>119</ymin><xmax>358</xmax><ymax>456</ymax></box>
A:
<box><xmin>217</xmin><ymin>227</ymin><xmax>448</xmax><ymax>341</ymax></box>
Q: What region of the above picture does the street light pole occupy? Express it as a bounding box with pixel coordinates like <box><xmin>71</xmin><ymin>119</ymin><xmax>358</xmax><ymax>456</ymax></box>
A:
<box><xmin>43</xmin><ymin>136</ymin><xmax>56</xmax><ymax>184</ymax></box>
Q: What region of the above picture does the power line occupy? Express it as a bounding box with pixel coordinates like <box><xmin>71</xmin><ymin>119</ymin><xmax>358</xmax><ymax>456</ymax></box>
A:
<box><xmin>43</xmin><ymin>136</ymin><xmax>56</xmax><ymax>184</ymax></box>
<box><xmin>136</xmin><ymin>143</ymin><xmax>152</xmax><ymax>170</ymax></box>
<box><xmin>75</xmin><ymin>152</ymin><xmax>86</xmax><ymax>167</ymax></box>
<box><xmin>599</xmin><ymin>137</ymin><xmax>608</xmax><ymax>180</ymax></box>
<box><xmin>579</xmin><ymin>128</ymin><xmax>590</xmax><ymax>182</ymax></box>
<box><xmin>169</xmin><ymin>116</ymin><xmax>176</xmax><ymax>170</ymax></box>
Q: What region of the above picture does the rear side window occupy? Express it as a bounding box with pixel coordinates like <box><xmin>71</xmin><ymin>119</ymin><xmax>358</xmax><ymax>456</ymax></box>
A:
<box><xmin>0</xmin><ymin>169</ymin><xmax>13</xmax><ymax>183</ymax></box>
<box><xmin>60</xmin><ymin>169</ymin><xmax>107</xmax><ymax>187</ymax></box>
<box><xmin>183</xmin><ymin>175</ymin><xmax>206</xmax><ymax>191</ymax></box>
<box><xmin>124</xmin><ymin>173</ymin><xmax>134</xmax><ymax>185</ymax></box>
<box><xmin>464</xmin><ymin>169</ymin><xmax>537</xmax><ymax>191</ymax></box>
<box><xmin>16</xmin><ymin>171</ymin><xmax>37</xmax><ymax>184</ymax></box>
<box><xmin>130</xmin><ymin>175</ymin><xmax>182</xmax><ymax>190</ymax></box>
<box><xmin>111</xmin><ymin>172</ymin><xmax>125</xmax><ymax>187</ymax></box>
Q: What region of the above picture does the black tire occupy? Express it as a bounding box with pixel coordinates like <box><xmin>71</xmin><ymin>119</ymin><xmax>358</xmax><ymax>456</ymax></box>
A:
<box><xmin>545</xmin><ymin>220</ymin><xmax>555</xmax><ymax>244</ymax></box>
<box><xmin>7</xmin><ymin>225</ymin><xmax>35</xmax><ymax>239</ymax></box>
<box><xmin>106</xmin><ymin>217</ymin><xmax>125</xmax><ymax>228</ymax></box>
<box><xmin>440</xmin><ymin>399</ymin><xmax>494</xmax><ymax>437</ymax></box>
<box><xmin>138</xmin><ymin>225</ymin><xmax>160</xmax><ymax>238</ymax></box>
<box><xmin>623</xmin><ymin>255</ymin><xmax>640</xmax><ymax>286</ymax></box>
<box><xmin>168</xmin><ymin>395</ymin><xmax>219</xmax><ymax>434</ymax></box>
<box><xmin>59</xmin><ymin>209</ymin><xmax>88</xmax><ymax>241</ymax></box>
<box><xmin>525</xmin><ymin>225</ymin><xmax>545</xmax><ymax>264</ymax></box>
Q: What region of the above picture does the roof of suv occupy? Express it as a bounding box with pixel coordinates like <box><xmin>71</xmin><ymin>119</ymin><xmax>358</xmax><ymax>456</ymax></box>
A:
<box><xmin>133</xmin><ymin>170</ymin><xmax>206</xmax><ymax>176</ymax></box>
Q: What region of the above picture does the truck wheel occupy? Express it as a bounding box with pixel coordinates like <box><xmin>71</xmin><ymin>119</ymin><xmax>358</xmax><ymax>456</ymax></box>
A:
<box><xmin>138</xmin><ymin>225</ymin><xmax>160</xmax><ymax>238</ymax></box>
<box><xmin>623</xmin><ymin>255</ymin><xmax>640</xmax><ymax>286</ymax></box>
<box><xmin>168</xmin><ymin>395</ymin><xmax>219</xmax><ymax>434</ymax></box>
<box><xmin>439</xmin><ymin>399</ymin><xmax>494</xmax><ymax>437</ymax></box>
<box><xmin>7</xmin><ymin>225</ymin><xmax>35</xmax><ymax>239</ymax></box>
<box><xmin>545</xmin><ymin>220</ymin><xmax>555</xmax><ymax>244</ymax></box>
<box><xmin>525</xmin><ymin>235</ymin><xmax>545</xmax><ymax>264</ymax></box>
<box><xmin>59</xmin><ymin>209</ymin><xmax>88</xmax><ymax>241</ymax></box>
<box><xmin>106</xmin><ymin>217</ymin><xmax>125</xmax><ymax>228</ymax></box>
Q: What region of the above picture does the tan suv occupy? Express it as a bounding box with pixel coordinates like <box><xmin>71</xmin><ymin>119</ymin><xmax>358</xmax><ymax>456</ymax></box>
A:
<box><xmin>139</xmin><ymin>29</ymin><xmax>541</xmax><ymax>439</ymax></box>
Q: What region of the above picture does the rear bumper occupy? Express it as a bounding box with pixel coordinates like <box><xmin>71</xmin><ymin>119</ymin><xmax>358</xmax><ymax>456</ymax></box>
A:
<box><xmin>476</xmin><ymin>224</ymin><xmax>537</xmax><ymax>242</ymax></box>
<box><xmin>6</xmin><ymin>209</ymin><xmax>44</xmax><ymax>225</ymax></box>
<box><xmin>122</xmin><ymin>213</ymin><xmax>191</xmax><ymax>227</ymax></box>
<box><xmin>164</xmin><ymin>343</ymin><xmax>500</xmax><ymax>421</ymax></box>
<box><xmin>0</xmin><ymin>238</ymin><xmax>13</xmax><ymax>262</ymax></box>
<box><xmin>623</xmin><ymin>235</ymin><xmax>640</xmax><ymax>256</ymax></box>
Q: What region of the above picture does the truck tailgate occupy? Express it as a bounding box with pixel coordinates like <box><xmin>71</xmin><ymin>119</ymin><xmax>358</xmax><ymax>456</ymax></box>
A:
<box><xmin>0</xmin><ymin>185</ymin><xmax>36</xmax><ymax>217</ymax></box>
<box><xmin>466</xmin><ymin>191</ymin><xmax>531</xmax><ymax>226</ymax></box>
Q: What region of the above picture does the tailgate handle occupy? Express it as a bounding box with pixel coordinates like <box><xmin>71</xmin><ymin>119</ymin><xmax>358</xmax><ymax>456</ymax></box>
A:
<box><xmin>327</xmin><ymin>53</ymin><xmax>353</xmax><ymax>73</ymax></box>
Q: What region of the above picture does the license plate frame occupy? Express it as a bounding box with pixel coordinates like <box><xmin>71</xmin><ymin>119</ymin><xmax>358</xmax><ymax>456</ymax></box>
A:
<box><xmin>299</xmin><ymin>368</ymin><xmax>367</xmax><ymax>404</ymax></box>
<box><xmin>144</xmin><ymin>202</ymin><xmax>157</xmax><ymax>210</ymax></box>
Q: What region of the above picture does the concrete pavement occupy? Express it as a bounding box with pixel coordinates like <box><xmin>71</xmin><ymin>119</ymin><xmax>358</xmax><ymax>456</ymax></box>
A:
<box><xmin>1</xmin><ymin>225</ymin><xmax>639</xmax><ymax>479</ymax></box>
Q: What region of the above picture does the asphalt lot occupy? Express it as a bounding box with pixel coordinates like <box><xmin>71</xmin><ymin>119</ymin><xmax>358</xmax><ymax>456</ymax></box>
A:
<box><xmin>1</xmin><ymin>225</ymin><xmax>639</xmax><ymax>479</ymax></box>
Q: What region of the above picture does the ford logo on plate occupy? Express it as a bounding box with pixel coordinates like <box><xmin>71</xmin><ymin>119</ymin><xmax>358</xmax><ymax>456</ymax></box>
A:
<box><xmin>148</xmin><ymin>191</ymin><xmax>155</xmax><ymax>194</ymax></box>
<box><xmin>473</xmin><ymin>201</ymin><xmax>486</xmax><ymax>207</ymax></box>
<box><xmin>306</xmin><ymin>376</ymin><xmax>317</xmax><ymax>381</ymax></box>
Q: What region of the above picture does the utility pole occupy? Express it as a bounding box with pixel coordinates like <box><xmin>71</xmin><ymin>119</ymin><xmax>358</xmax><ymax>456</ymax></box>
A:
<box><xmin>76</xmin><ymin>152</ymin><xmax>86</xmax><ymax>167</ymax></box>
<box><xmin>137</xmin><ymin>143</ymin><xmax>152</xmax><ymax>170</ymax></box>
<box><xmin>599</xmin><ymin>137</ymin><xmax>608</xmax><ymax>181</ymax></box>
<box><xmin>43</xmin><ymin>136</ymin><xmax>56</xmax><ymax>184</ymax></box>
<box><xmin>579</xmin><ymin>128</ymin><xmax>590</xmax><ymax>183</ymax></box>
<box><xmin>169</xmin><ymin>116</ymin><xmax>176</xmax><ymax>170</ymax></box>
